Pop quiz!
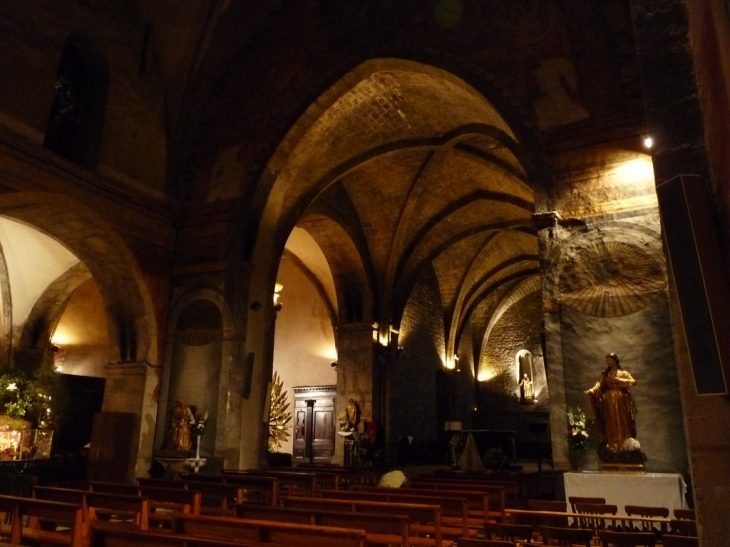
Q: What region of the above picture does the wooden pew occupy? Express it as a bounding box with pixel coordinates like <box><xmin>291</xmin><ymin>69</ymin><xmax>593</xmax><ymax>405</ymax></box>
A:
<box><xmin>33</xmin><ymin>486</ymin><xmax>151</xmax><ymax>531</ymax></box>
<box><xmin>173</xmin><ymin>513</ymin><xmax>367</xmax><ymax>547</ymax></box>
<box><xmin>235</xmin><ymin>504</ymin><xmax>411</xmax><ymax>546</ymax></box>
<box><xmin>0</xmin><ymin>494</ymin><xmax>84</xmax><ymax>547</ymax></box>
<box><xmin>181</xmin><ymin>474</ymin><xmax>226</xmax><ymax>484</ymax></box>
<box><xmin>320</xmin><ymin>488</ymin><xmax>474</xmax><ymax>537</ymax></box>
<box><xmin>137</xmin><ymin>486</ymin><xmax>200</xmax><ymax>527</ymax></box>
<box><xmin>223</xmin><ymin>469</ymin><xmax>320</xmax><ymax>496</ymax></box>
<box><xmin>211</xmin><ymin>474</ymin><xmax>278</xmax><ymax>506</ymax></box>
<box><xmin>416</xmin><ymin>473</ymin><xmax>523</xmax><ymax>504</ymax></box>
<box><xmin>290</xmin><ymin>463</ymin><xmax>366</xmax><ymax>488</ymax></box>
<box><xmin>408</xmin><ymin>479</ymin><xmax>508</xmax><ymax>518</ymax></box>
<box><xmin>89</xmin><ymin>525</ymin><xmax>264</xmax><ymax>547</ymax></box>
<box><xmin>88</xmin><ymin>481</ymin><xmax>201</xmax><ymax>525</ymax></box>
<box><xmin>136</xmin><ymin>478</ymin><xmax>187</xmax><ymax>490</ymax></box>
<box><xmin>281</xmin><ymin>495</ymin><xmax>451</xmax><ymax>547</ymax></box>
<box><xmin>184</xmin><ymin>482</ymin><xmax>244</xmax><ymax>515</ymax></box>
<box><xmin>350</xmin><ymin>484</ymin><xmax>491</xmax><ymax>524</ymax></box>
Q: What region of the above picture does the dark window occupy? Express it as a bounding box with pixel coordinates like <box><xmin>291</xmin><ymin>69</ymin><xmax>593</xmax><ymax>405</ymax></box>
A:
<box><xmin>44</xmin><ymin>35</ymin><xmax>108</xmax><ymax>169</ymax></box>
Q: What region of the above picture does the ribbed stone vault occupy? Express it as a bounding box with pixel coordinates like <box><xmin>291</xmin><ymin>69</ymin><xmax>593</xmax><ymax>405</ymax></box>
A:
<box><xmin>264</xmin><ymin>60</ymin><xmax>539</xmax><ymax>365</ymax></box>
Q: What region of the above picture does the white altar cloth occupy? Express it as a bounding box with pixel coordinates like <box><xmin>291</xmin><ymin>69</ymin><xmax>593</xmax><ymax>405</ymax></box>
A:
<box><xmin>564</xmin><ymin>472</ymin><xmax>686</xmax><ymax>515</ymax></box>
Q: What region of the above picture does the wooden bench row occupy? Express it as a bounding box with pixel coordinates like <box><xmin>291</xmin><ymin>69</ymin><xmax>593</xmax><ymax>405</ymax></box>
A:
<box><xmin>146</xmin><ymin>473</ymin><xmax>278</xmax><ymax>508</ymax></box>
<box><xmin>0</xmin><ymin>494</ymin><xmax>84</xmax><ymax>547</ymax></box>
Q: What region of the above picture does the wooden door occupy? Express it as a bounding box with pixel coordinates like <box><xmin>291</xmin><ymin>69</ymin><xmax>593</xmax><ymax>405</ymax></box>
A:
<box><xmin>87</xmin><ymin>412</ymin><xmax>136</xmax><ymax>482</ymax></box>
<box><xmin>292</xmin><ymin>386</ymin><xmax>335</xmax><ymax>463</ymax></box>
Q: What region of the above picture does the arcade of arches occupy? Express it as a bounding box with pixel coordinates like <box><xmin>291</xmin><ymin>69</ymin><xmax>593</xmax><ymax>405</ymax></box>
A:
<box><xmin>0</xmin><ymin>1</ymin><xmax>729</xmax><ymax>544</ymax></box>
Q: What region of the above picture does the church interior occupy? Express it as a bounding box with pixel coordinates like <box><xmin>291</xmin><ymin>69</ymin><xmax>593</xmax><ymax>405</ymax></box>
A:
<box><xmin>0</xmin><ymin>0</ymin><xmax>729</xmax><ymax>545</ymax></box>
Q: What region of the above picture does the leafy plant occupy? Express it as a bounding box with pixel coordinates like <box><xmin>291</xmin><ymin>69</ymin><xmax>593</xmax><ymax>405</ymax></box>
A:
<box><xmin>0</xmin><ymin>350</ymin><xmax>69</xmax><ymax>428</ymax></box>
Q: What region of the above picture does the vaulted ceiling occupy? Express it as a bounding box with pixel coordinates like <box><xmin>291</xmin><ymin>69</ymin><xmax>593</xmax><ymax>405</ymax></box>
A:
<box><xmin>133</xmin><ymin>0</ymin><xmax>647</xmax><ymax>363</ymax></box>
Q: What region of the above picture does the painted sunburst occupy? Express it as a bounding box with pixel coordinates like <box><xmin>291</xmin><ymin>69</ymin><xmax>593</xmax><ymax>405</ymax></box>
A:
<box><xmin>558</xmin><ymin>240</ymin><xmax>666</xmax><ymax>317</ymax></box>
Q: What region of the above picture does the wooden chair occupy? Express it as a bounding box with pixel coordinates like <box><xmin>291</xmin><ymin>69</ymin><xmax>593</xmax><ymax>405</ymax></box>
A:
<box><xmin>673</xmin><ymin>509</ymin><xmax>695</xmax><ymax>520</ymax></box>
<box><xmin>483</xmin><ymin>522</ymin><xmax>533</xmax><ymax>544</ymax></box>
<box><xmin>661</xmin><ymin>534</ymin><xmax>699</xmax><ymax>547</ymax></box>
<box><xmin>669</xmin><ymin>519</ymin><xmax>697</xmax><ymax>537</ymax></box>
<box><xmin>573</xmin><ymin>502</ymin><xmax>618</xmax><ymax>534</ymax></box>
<box><xmin>539</xmin><ymin>525</ymin><xmax>593</xmax><ymax>547</ymax></box>
<box><xmin>598</xmin><ymin>530</ymin><xmax>658</xmax><ymax>547</ymax></box>
<box><xmin>623</xmin><ymin>505</ymin><xmax>668</xmax><ymax>533</ymax></box>
<box><xmin>568</xmin><ymin>496</ymin><xmax>606</xmax><ymax>513</ymax></box>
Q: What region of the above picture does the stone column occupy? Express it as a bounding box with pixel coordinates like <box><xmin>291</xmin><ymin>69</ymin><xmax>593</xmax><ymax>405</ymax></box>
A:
<box><xmin>334</xmin><ymin>322</ymin><xmax>374</xmax><ymax>465</ymax></box>
<box><xmin>631</xmin><ymin>1</ymin><xmax>730</xmax><ymax>543</ymax></box>
<box><xmin>102</xmin><ymin>361</ymin><xmax>159</xmax><ymax>481</ymax></box>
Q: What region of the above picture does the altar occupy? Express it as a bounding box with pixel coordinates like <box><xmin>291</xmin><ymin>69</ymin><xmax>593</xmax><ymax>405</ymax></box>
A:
<box><xmin>564</xmin><ymin>472</ymin><xmax>687</xmax><ymax>515</ymax></box>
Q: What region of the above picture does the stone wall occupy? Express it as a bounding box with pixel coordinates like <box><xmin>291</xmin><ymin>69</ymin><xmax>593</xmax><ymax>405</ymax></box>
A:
<box><xmin>394</xmin><ymin>267</ymin><xmax>445</xmax><ymax>462</ymax></box>
<box><xmin>541</xmin><ymin>210</ymin><xmax>687</xmax><ymax>475</ymax></box>
<box><xmin>560</xmin><ymin>299</ymin><xmax>687</xmax><ymax>474</ymax></box>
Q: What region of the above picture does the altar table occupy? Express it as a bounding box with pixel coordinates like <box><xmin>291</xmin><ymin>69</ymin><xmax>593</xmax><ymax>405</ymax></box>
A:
<box><xmin>564</xmin><ymin>472</ymin><xmax>686</xmax><ymax>515</ymax></box>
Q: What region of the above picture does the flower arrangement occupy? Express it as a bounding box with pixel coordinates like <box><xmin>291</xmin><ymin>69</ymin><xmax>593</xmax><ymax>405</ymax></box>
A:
<box><xmin>622</xmin><ymin>437</ymin><xmax>641</xmax><ymax>451</ymax></box>
<box><xmin>188</xmin><ymin>407</ymin><xmax>208</xmax><ymax>436</ymax></box>
<box><xmin>567</xmin><ymin>406</ymin><xmax>589</xmax><ymax>451</ymax></box>
<box><xmin>338</xmin><ymin>411</ymin><xmax>355</xmax><ymax>432</ymax></box>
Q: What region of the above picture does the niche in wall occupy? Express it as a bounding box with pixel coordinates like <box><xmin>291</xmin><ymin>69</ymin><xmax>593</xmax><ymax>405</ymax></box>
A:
<box><xmin>166</xmin><ymin>299</ymin><xmax>222</xmax><ymax>455</ymax></box>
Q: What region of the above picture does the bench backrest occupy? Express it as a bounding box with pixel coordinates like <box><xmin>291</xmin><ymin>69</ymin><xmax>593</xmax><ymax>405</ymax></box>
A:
<box><xmin>1</xmin><ymin>495</ymin><xmax>85</xmax><ymax>547</ymax></box>
<box><xmin>34</xmin><ymin>486</ymin><xmax>151</xmax><ymax>531</ymax></box>
<box><xmin>213</xmin><ymin>474</ymin><xmax>278</xmax><ymax>506</ymax></box>
<box><xmin>351</xmin><ymin>485</ymin><xmax>489</xmax><ymax>520</ymax></box>
<box><xmin>86</xmin><ymin>492</ymin><xmax>150</xmax><ymax>529</ymax></box>
<box><xmin>136</xmin><ymin>478</ymin><xmax>187</xmax><ymax>490</ymax></box>
<box><xmin>321</xmin><ymin>488</ymin><xmax>468</xmax><ymax>530</ymax></box>
<box><xmin>184</xmin><ymin>482</ymin><xmax>244</xmax><ymax>511</ymax></box>
<box><xmin>281</xmin><ymin>495</ymin><xmax>441</xmax><ymax>544</ymax></box>
<box><xmin>89</xmin><ymin>524</ymin><xmax>263</xmax><ymax>547</ymax></box>
<box><xmin>236</xmin><ymin>504</ymin><xmax>409</xmax><ymax>542</ymax></box>
<box><xmin>224</xmin><ymin>470</ymin><xmax>316</xmax><ymax>496</ymax></box>
<box><xmin>138</xmin><ymin>485</ymin><xmax>201</xmax><ymax>514</ymax></box>
<box><xmin>174</xmin><ymin>513</ymin><xmax>367</xmax><ymax>547</ymax></box>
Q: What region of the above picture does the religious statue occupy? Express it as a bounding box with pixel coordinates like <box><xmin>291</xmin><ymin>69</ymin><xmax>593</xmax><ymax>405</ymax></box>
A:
<box><xmin>167</xmin><ymin>397</ymin><xmax>192</xmax><ymax>451</ymax></box>
<box><xmin>518</xmin><ymin>374</ymin><xmax>534</xmax><ymax>402</ymax></box>
<box><xmin>585</xmin><ymin>353</ymin><xmax>645</xmax><ymax>463</ymax></box>
<box><xmin>346</xmin><ymin>398</ymin><xmax>360</xmax><ymax>429</ymax></box>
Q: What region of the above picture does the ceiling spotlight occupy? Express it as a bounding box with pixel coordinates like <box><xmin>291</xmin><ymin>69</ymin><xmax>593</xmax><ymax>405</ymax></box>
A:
<box><xmin>643</xmin><ymin>136</ymin><xmax>653</xmax><ymax>149</ymax></box>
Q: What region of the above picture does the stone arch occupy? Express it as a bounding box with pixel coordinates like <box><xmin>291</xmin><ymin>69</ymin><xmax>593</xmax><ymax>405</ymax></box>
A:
<box><xmin>16</xmin><ymin>262</ymin><xmax>92</xmax><ymax>371</ymax></box>
<box><xmin>234</xmin><ymin>58</ymin><xmax>544</xmax><ymax>468</ymax></box>
<box><xmin>0</xmin><ymin>192</ymin><xmax>158</xmax><ymax>366</ymax></box>
<box><xmin>243</xmin><ymin>59</ymin><xmax>539</xmax><ymax>324</ymax></box>
<box><xmin>291</xmin><ymin>213</ymin><xmax>374</xmax><ymax>325</ymax></box>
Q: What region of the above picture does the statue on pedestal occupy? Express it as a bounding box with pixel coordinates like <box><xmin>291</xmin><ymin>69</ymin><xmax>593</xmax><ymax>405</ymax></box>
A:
<box><xmin>519</xmin><ymin>374</ymin><xmax>534</xmax><ymax>403</ymax></box>
<box><xmin>167</xmin><ymin>397</ymin><xmax>192</xmax><ymax>452</ymax></box>
<box><xmin>586</xmin><ymin>353</ymin><xmax>646</xmax><ymax>466</ymax></box>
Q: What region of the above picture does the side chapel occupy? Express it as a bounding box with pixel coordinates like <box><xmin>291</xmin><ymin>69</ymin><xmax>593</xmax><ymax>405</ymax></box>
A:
<box><xmin>0</xmin><ymin>1</ymin><xmax>728</xmax><ymax>544</ymax></box>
